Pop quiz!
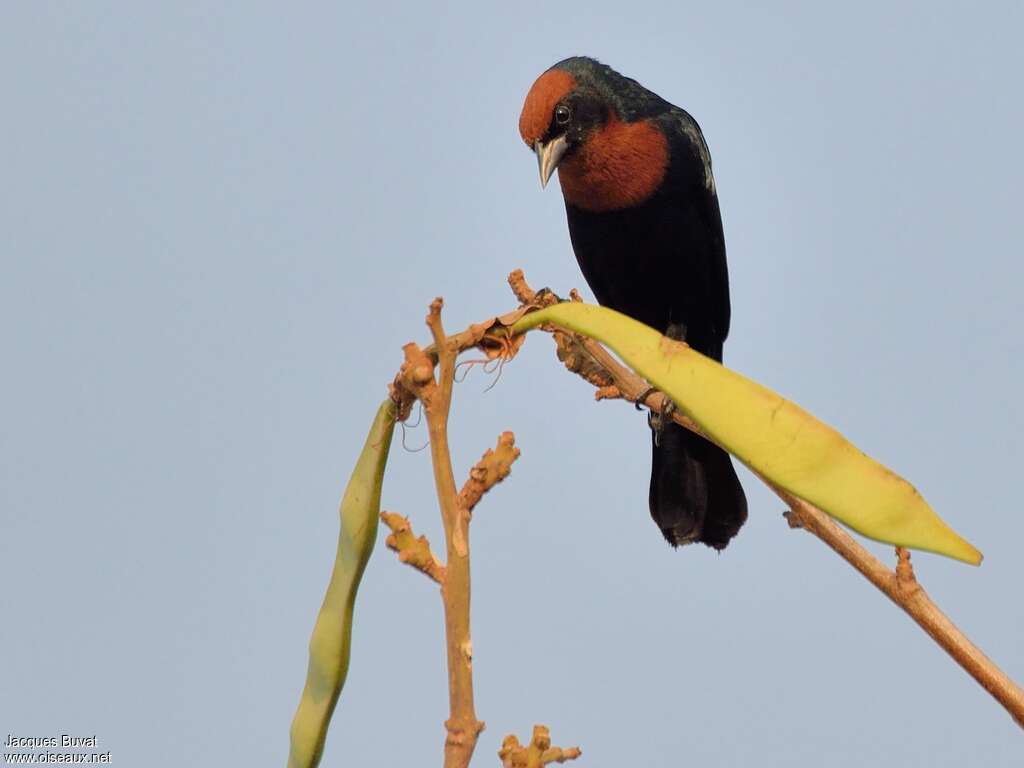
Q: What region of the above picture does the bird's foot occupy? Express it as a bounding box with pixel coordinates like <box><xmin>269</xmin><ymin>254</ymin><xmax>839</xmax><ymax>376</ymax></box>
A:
<box><xmin>637</xmin><ymin>324</ymin><xmax>686</xmax><ymax>443</ymax></box>
<box><xmin>664</xmin><ymin>321</ymin><xmax>687</xmax><ymax>342</ymax></box>
<box><xmin>644</xmin><ymin>392</ymin><xmax>678</xmax><ymax>447</ymax></box>
<box><xmin>634</xmin><ymin>385</ymin><xmax>657</xmax><ymax>411</ymax></box>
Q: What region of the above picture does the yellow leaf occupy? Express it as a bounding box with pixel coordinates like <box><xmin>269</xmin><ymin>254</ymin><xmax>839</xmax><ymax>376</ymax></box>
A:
<box><xmin>288</xmin><ymin>400</ymin><xmax>396</xmax><ymax>768</ymax></box>
<box><xmin>514</xmin><ymin>303</ymin><xmax>981</xmax><ymax>565</ymax></box>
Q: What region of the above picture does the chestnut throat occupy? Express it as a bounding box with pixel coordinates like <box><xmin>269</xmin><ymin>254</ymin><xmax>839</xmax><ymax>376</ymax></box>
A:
<box><xmin>558</xmin><ymin>117</ymin><xmax>669</xmax><ymax>213</ymax></box>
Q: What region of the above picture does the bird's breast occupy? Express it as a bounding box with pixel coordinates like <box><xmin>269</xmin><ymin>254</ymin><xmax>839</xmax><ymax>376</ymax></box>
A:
<box><xmin>558</xmin><ymin>117</ymin><xmax>669</xmax><ymax>213</ymax></box>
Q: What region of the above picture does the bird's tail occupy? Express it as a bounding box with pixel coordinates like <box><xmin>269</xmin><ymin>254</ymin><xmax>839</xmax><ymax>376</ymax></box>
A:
<box><xmin>649</xmin><ymin>420</ymin><xmax>747</xmax><ymax>549</ymax></box>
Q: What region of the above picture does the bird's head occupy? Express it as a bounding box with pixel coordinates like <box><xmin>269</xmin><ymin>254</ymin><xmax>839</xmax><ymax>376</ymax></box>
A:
<box><xmin>518</xmin><ymin>57</ymin><xmax>670</xmax><ymax>212</ymax></box>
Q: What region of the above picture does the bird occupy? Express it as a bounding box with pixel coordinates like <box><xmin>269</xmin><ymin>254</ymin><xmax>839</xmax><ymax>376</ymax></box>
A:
<box><xmin>518</xmin><ymin>56</ymin><xmax>747</xmax><ymax>550</ymax></box>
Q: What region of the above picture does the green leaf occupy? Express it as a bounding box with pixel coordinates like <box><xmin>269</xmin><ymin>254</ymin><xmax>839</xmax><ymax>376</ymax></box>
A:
<box><xmin>288</xmin><ymin>400</ymin><xmax>396</xmax><ymax>768</ymax></box>
<box><xmin>514</xmin><ymin>303</ymin><xmax>981</xmax><ymax>565</ymax></box>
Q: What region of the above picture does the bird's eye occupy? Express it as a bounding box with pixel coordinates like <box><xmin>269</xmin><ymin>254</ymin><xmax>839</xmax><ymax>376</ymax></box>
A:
<box><xmin>554</xmin><ymin>105</ymin><xmax>571</xmax><ymax>126</ymax></box>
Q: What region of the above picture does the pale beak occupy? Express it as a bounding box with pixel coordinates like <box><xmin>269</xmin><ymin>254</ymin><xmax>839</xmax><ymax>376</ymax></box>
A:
<box><xmin>534</xmin><ymin>136</ymin><xmax>569</xmax><ymax>188</ymax></box>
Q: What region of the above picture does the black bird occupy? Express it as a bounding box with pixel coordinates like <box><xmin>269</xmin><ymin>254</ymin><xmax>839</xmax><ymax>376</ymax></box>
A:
<box><xmin>519</xmin><ymin>56</ymin><xmax>747</xmax><ymax>549</ymax></box>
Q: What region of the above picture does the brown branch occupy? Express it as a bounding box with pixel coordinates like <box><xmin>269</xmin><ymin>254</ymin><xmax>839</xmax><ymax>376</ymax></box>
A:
<box><xmin>508</xmin><ymin>270</ymin><xmax>535</xmax><ymax>304</ymax></box>
<box><xmin>395</xmin><ymin>299</ymin><xmax>485</xmax><ymax>767</ymax></box>
<box><xmin>389</xmin><ymin>306</ymin><xmax>532</xmax><ymax>422</ymax></box>
<box><xmin>383</xmin><ymin>272</ymin><xmax>1021</xmax><ymax>768</ymax></box>
<box><xmin>782</xmin><ymin>494</ymin><xmax>1024</xmax><ymax>727</ymax></box>
<box><xmin>380</xmin><ymin>511</ymin><xmax>446</xmax><ymax>584</ymax></box>
<box><xmin>508</xmin><ymin>269</ymin><xmax>1024</xmax><ymax>729</ymax></box>
<box><xmin>458</xmin><ymin>432</ymin><xmax>521</xmax><ymax>515</ymax></box>
<box><xmin>499</xmin><ymin>726</ymin><xmax>582</xmax><ymax>768</ymax></box>
<box><xmin>894</xmin><ymin>546</ymin><xmax>921</xmax><ymax>597</ymax></box>
<box><xmin>506</xmin><ymin>270</ymin><xmax>694</xmax><ymax>423</ymax></box>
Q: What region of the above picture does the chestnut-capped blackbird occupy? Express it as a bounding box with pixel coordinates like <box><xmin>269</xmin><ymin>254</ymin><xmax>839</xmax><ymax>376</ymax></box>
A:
<box><xmin>519</xmin><ymin>56</ymin><xmax>747</xmax><ymax>550</ymax></box>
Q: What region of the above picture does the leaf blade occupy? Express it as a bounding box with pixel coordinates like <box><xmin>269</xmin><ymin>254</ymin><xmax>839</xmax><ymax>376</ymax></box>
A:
<box><xmin>515</xmin><ymin>303</ymin><xmax>981</xmax><ymax>565</ymax></box>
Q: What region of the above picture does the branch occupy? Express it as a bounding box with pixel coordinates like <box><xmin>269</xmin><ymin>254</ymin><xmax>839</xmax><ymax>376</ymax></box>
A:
<box><xmin>395</xmin><ymin>299</ymin><xmax>485</xmax><ymax>767</ymax></box>
<box><xmin>389</xmin><ymin>303</ymin><xmax>533</xmax><ymax>423</ymax></box>
<box><xmin>381</xmin><ymin>511</ymin><xmax>446</xmax><ymax>584</ymax></box>
<box><xmin>391</xmin><ymin>297</ymin><xmax>577</xmax><ymax>766</ymax></box>
<box><xmin>458</xmin><ymin>432</ymin><xmax>521</xmax><ymax>515</ymax></box>
<box><xmin>383</xmin><ymin>272</ymin><xmax>1021</xmax><ymax>767</ymax></box>
<box><xmin>499</xmin><ymin>726</ymin><xmax>582</xmax><ymax>768</ymax></box>
<box><xmin>508</xmin><ymin>270</ymin><xmax>1024</xmax><ymax>729</ymax></box>
<box><xmin>782</xmin><ymin>495</ymin><xmax>1024</xmax><ymax>727</ymax></box>
<box><xmin>506</xmin><ymin>271</ymin><xmax>698</xmax><ymax>428</ymax></box>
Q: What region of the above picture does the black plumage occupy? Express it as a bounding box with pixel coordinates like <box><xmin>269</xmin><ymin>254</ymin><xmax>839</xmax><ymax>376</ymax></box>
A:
<box><xmin>520</xmin><ymin>56</ymin><xmax>747</xmax><ymax>549</ymax></box>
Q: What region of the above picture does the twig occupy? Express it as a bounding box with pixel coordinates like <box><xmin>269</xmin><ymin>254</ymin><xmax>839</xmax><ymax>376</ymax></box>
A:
<box><xmin>505</xmin><ymin>270</ymin><xmax>1024</xmax><ymax>728</ymax></box>
<box><xmin>391</xmin><ymin>300</ymin><xmax>538</xmax><ymax>766</ymax></box>
<box><xmin>499</xmin><ymin>726</ymin><xmax>582</xmax><ymax>768</ymax></box>
<box><xmin>386</xmin><ymin>273</ymin><xmax>1022</xmax><ymax>765</ymax></box>
<box><xmin>380</xmin><ymin>511</ymin><xmax>446</xmax><ymax>584</ymax></box>
<box><xmin>389</xmin><ymin>305</ymin><xmax>534</xmax><ymax>423</ymax></box>
<box><xmin>458</xmin><ymin>432</ymin><xmax>520</xmax><ymax>515</ymax></box>
<box><xmin>782</xmin><ymin>494</ymin><xmax>1024</xmax><ymax>727</ymax></box>
<box><xmin>395</xmin><ymin>299</ymin><xmax>485</xmax><ymax>767</ymax></box>
<box><xmin>427</xmin><ymin>299</ymin><xmax>485</xmax><ymax>766</ymax></box>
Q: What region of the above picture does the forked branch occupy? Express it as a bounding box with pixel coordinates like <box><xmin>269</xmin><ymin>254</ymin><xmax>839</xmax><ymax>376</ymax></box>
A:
<box><xmin>506</xmin><ymin>270</ymin><xmax>1024</xmax><ymax>728</ymax></box>
<box><xmin>393</xmin><ymin>299</ymin><xmax>485</xmax><ymax>767</ymax></box>
<box><xmin>384</xmin><ymin>274</ymin><xmax>1021</xmax><ymax>768</ymax></box>
<box><xmin>389</xmin><ymin>300</ymin><xmax>542</xmax><ymax>767</ymax></box>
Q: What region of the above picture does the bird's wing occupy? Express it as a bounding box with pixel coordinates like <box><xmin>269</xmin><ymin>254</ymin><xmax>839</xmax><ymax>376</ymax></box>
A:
<box><xmin>661</xmin><ymin>108</ymin><xmax>732</xmax><ymax>348</ymax></box>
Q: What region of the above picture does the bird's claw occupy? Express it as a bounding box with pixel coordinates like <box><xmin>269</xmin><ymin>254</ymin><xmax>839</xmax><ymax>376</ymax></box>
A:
<box><xmin>649</xmin><ymin>400</ymin><xmax>677</xmax><ymax>447</ymax></box>
<box><xmin>634</xmin><ymin>386</ymin><xmax>658</xmax><ymax>411</ymax></box>
<box><xmin>640</xmin><ymin>389</ymin><xmax>678</xmax><ymax>447</ymax></box>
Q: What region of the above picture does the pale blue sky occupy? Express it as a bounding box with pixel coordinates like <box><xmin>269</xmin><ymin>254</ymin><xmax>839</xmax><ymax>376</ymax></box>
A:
<box><xmin>1</xmin><ymin>2</ymin><xmax>1022</xmax><ymax>765</ymax></box>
